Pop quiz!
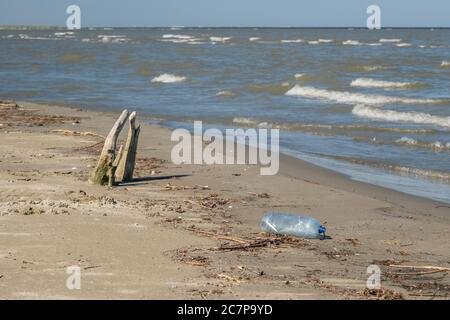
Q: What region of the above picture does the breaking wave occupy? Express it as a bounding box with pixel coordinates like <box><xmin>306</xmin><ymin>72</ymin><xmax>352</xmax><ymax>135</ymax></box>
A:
<box><xmin>352</xmin><ymin>105</ymin><xmax>450</xmax><ymax>128</ymax></box>
<box><xmin>379</xmin><ymin>38</ymin><xmax>402</xmax><ymax>43</ymax></box>
<box><xmin>280</xmin><ymin>39</ymin><xmax>304</xmax><ymax>43</ymax></box>
<box><xmin>98</xmin><ymin>35</ymin><xmax>129</xmax><ymax>43</ymax></box>
<box><xmin>285</xmin><ymin>85</ymin><xmax>443</xmax><ymax>105</ymax></box>
<box><xmin>216</xmin><ymin>90</ymin><xmax>237</xmax><ymax>97</ymax></box>
<box><xmin>210</xmin><ymin>36</ymin><xmax>232</xmax><ymax>43</ymax></box>
<box><xmin>395</xmin><ymin>137</ymin><xmax>450</xmax><ymax>150</ymax></box>
<box><xmin>342</xmin><ymin>40</ymin><xmax>362</xmax><ymax>46</ymax></box>
<box><xmin>396</xmin><ymin>43</ymin><xmax>412</xmax><ymax>47</ymax></box>
<box><xmin>151</xmin><ymin>73</ymin><xmax>187</xmax><ymax>83</ymax></box>
<box><xmin>441</xmin><ymin>61</ymin><xmax>450</xmax><ymax>67</ymax></box>
<box><xmin>231</xmin><ymin>117</ymin><xmax>438</xmax><ymax>134</ymax></box>
<box><xmin>321</xmin><ymin>154</ymin><xmax>450</xmax><ymax>181</ymax></box>
<box><xmin>162</xmin><ymin>34</ymin><xmax>194</xmax><ymax>40</ymax></box>
<box><xmin>350</xmin><ymin>78</ymin><xmax>421</xmax><ymax>89</ymax></box>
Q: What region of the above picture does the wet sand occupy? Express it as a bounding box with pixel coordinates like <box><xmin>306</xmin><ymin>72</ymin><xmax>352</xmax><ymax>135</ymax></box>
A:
<box><xmin>0</xmin><ymin>101</ymin><xmax>448</xmax><ymax>299</ymax></box>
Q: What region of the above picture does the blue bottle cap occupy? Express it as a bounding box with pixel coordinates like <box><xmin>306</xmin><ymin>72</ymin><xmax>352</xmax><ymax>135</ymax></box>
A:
<box><xmin>318</xmin><ymin>225</ymin><xmax>326</xmax><ymax>235</ymax></box>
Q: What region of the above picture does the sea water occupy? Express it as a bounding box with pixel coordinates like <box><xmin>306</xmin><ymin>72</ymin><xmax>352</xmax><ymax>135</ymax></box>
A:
<box><xmin>0</xmin><ymin>27</ymin><xmax>449</xmax><ymax>202</ymax></box>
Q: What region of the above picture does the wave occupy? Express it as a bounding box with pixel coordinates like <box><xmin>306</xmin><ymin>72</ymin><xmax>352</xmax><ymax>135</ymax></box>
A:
<box><xmin>342</xmin><ymin>40</ymin><xmax>362</xmax><ymax>46</ymax></box>
<box><xmin>17</xmin><ymin>34</ymin><xmax>60</xmax><ymax>41</ymax></box>
<box><xmin>231</xmin><ymin>117</ymin><xmax>438</xmax><ymax>134</ymax></box>
<box><xmin>98</xmin><ymin>35</ymin><xmax>129</xmax><ymax>43</ymax></box>
<box><xmin>340</xmin><ymin>65</ymin><xmax>386</xmax><ymax>72</ymax></box>
<box><xmin>396</xmin><ymin>43</ymin><xmax>412</xmax><ymax>47</ymax></box>
<box><xmin>294</xmin><ymin>73</ymin><xmax>305</xmax><ymax>79</ymax></box>
<box><xmin>249</xmin><ymin>37</ymin><xmax>260</xmax><ymax>41</ymax></box>
<box><xmin>216</xmin><ymin>90</ymin><xmax>237</xmax><ymax>97</ymax></box>
<box><xmin>321</xmin><ymin>154</ymin><xmax>450</xmax><ymax>181</ymax></box>
<box><xmin>210</xmin><ymin>36</ymin><xmax>232</xmax><ymax>43</ymax></box>
<box><xmin>151</xmin><ymin>73</ymin><xmax>187</xmax><ymax>83</ymax></box>
<box><xmin>280</xmin><ymin>39</ymin><xmax>304</xmax><ymax>43</ymax></box>
<box><xmin>162</xmin><ymin>34</ymin><xmax>194</xmax><ymax>40</ymax></box>
<box><xmin>441</xmin><ymin>61</ymin><xmax>450</xmax><ymax>67</ymax></box>
<box><xmin>352</xmin><ymin>135</ymin><xmax>450</xmax><ymax>151</ymax></box>
<box><xmin>352</xmin><ymin>105</ymin><xmax>450</xmax><ymax>128</ymax></box>
<box><xmin>350</xmin><ymin>78</ymin><xmax>421</xmax><ymax>89</ymax></box>
<box><xmin>160</xmin><ymin>34</ymin><xmax>205</xmax><ymax>44</ymax></box>
<box><xmin>285</xmin><ymin>85</ymin><xmax>443</xmax><ymax>105</ymax></box>
<box><xmin>379</xmin><ymin>38</ymin><xmax>402</xmax><ymax>43</ymax></box>
<box><xmin>341</xmin><ymin>40</ymin><xmax>385</xmax><ymax>47</ymax></box>
<box><xmin>395</xmin><ymin>137</ymin><xmax>450</xmax><ymax>150</ymax></box>
<box><xmin>54</xmin><ymin>32</ymin><xmax>75</xmax><ymax>37</ymax></box>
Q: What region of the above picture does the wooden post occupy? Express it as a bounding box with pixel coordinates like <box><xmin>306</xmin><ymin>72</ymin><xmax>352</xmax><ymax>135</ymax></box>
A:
<box><xmin>115</xmin><ymin>111</ymin><xmax>140</xmax><ymax>182</ymax></box>
<box><xmin>89</xmin><ymin>110</ymin><xmax>129</xmax><ymax>185</ymax></box>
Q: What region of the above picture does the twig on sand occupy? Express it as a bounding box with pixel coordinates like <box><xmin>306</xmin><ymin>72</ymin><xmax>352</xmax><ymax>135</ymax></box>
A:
<box><xmin>76</xmin><ymin>140</ymin><xmax>105</xmax><ymax>150</ymax></box>
<box><xmin>389</xmin><ymin>265</ymin><xmax>450</xmax><ymax>276</ymax></box>
<box><xmin>217</xmin><ymin>238</ymin><xmax>281</xmax><ymax>251</ymax></box>
<box><xmin>186</xmin><ymin>227</ymin><xmax>249</xmax><ymax>244</ymax></box>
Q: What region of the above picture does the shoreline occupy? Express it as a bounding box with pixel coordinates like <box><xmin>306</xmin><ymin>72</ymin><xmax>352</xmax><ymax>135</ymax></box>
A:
<box><xmin>0</xmin><ymin>100</ymin><xmax>449</xmax><ymax>299</ymax></box>
<box><xmin>20</xmin><ymin>99</ymin><xmax>450</xmax><ymax>206</ymax></box>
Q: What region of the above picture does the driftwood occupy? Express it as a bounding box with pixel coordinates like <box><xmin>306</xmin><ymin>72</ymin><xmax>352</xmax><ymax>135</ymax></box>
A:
<box><xmin>115</xmin><ymin>111</ymin><xmax>140</xmax><ymax>182</ymax></box>
<box><xmin>388</xmin><ymin>264</ymin><xmax>450</xmax><ymax>276</ymax></box>
<box><xmin>88</xmin><ymin>110</ymin><xmax>141</xmax><ymax>186</ymax></box>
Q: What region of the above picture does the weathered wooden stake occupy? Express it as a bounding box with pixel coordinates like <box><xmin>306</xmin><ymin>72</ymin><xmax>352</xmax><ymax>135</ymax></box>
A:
<box><xmin>115</xmin><ymin>111</ymin><xmax>140</xmax><ymax>182</ymax></box>
<box><xmin>88</xmin><ymin>110</ymin><xmax>129</xmax><ymax>185</ymax></box>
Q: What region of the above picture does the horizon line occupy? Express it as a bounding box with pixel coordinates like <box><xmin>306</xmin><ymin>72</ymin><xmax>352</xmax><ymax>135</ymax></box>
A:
<box><xmin>1</xmin><ymin>25</ymin><xmax>450</xmax><ymax>29</ymax></box>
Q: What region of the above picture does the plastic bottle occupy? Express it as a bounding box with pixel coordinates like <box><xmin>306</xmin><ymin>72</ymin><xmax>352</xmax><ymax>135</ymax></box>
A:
<box><xmin>261</xmin><ymin>212</ymin><xmax>326</xmax><ymax>239</ymax></box>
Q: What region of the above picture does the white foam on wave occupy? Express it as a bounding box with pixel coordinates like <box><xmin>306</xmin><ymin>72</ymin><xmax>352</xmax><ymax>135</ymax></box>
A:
<box><xmin>396</xmin><ymin>43</ymin><xmax>412</xmax><ymax>47</ymax></box>
<box><xmin>162</xmin><ymin>34</ymin><xmax>193</xmax><ymax>40</ymax></box>
<box><xmin>352</xmin><ymin>105</ymin><xmax>450</xmax><ymax>128</ymax></box>
<box><xmin>17</xmin><ymin>34</ymin><xmax>59</xmax><ymax>41</ymax></box>
<box><xmin>342</xmin><ymin>40</ymin><xmax>362</xmax><ymax>46</ymax></box>
<box><xmin>249</xmin><ymin>37</ymin><xmax>261</xmax><ymax>41</ymax></box>
<box><xmin>54</xmin><ymin>32</ymin><xmax>75</xmax><ymax>36</ymax></box>
<box><xmin>280</xmin><ymin>39</ymin><xmax>304</xmax><ymax>43</ymax></box>
<box><xmin>216</xmin><ymin>91</ymin><xmax>236</xmax><ymax>97</ymax></box>
<box><xmin>318</xmin><ymin>39</ymin><xmax>333</xmax><ymax>43</ymax></box>
<box><xmin>379</xmin><ymin>38</ymin><xmax>402</xmax><ymax>43</ymax></box>
<box><xmin>350</xmin><ymin>78</ymin><xmax>418</xmax><ymax>89</ymax></box>
<box><xmin>98</xmin><ymin>35</ymin><xmax>129</xmax><ymax>43</ymax></box>
<box><xmin>209</xmin><ymin>36</ymin><xmax>232</xmax><ymax>43</ymax></box>
<box><xmin>396</xmin><ymin>137</ymin><xmax>418</xmax><ymax>145</ymax></box>
<box><xmin>294</xmin><ymin>73</ymin><xmax>305</xmax><ymax>79</ymax></box>
<box><xmin>362</xmin><ymin>66</ymin><xmax>384</xmax><ymax>71</ymax></box>
<box><xmin>232</xmin><ymin>117</ymin><xmax>257</xmax><ymax>125</ymax></box>
<box><xmin>396</xmin><ymin>137</ymin><xmax>450</xmax><ymax>150</ymax></box>
<box><xmin>161</xmin><ymin>39</ymin><xmax>190</xmax><ymax>44</ymax></box>
<box><xmin>441</xmin><ymin>60</ymin><xmax>450</xmax><ymax>67</ymax></box>
<box><xmin>151</xmin><ymin>73</ymin><xmax>187</xmax><ymax>84</ymax></box>
<box><xmin>285</xmin><ymin>85</ymin><xmax>442</xmax><ymax>105</ymax></box>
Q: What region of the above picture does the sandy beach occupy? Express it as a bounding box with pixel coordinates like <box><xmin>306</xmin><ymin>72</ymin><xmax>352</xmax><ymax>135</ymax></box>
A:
<box><xmin>0</xmin><ymin>100</ymin><xmax>448</xmax><ymax>299</ymax></box>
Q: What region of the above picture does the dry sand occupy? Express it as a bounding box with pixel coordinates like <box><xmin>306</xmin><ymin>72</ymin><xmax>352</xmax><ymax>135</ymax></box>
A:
<box><xmin>0</xmin><ymin>101</ymin><xmax>448</xmax><ymax>299</ymax></box>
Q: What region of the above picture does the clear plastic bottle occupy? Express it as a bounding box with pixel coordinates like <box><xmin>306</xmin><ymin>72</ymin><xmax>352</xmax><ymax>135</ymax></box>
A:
<box><xmin>261</xmin><ymin>212</ymin><xmax>326</xmax><ymax>239</ymax></box>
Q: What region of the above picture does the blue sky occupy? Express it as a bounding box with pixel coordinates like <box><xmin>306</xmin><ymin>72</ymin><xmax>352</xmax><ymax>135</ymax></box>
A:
<box><xmin>0</xmin><ymin>0</ymin><xmax>449</xmax><ymax>27</ymax></box>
